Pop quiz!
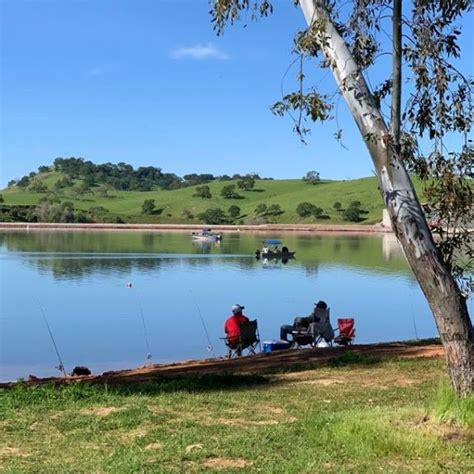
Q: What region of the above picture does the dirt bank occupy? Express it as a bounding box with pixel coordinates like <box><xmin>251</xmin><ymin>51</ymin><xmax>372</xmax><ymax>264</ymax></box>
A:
<box><xmin>0</xmin><ymin>340</ymin><xmax>443</xmax><ymax>388</ymax></box>
<box><xmin>0</xmin><ymin>222</ymin><xmax>392</xmax><ymax>233</ymax></box>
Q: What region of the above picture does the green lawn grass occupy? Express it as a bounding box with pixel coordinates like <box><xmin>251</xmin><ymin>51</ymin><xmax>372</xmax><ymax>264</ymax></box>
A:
<box><xmin>2</xmin><ymin>174</ymin><xmax>426</xmax><ymax>224</ymax></box>
<box><xmin>1</xmin><ymin>357</ymin><xmax>472</xmax><ymax>472</ymax></box>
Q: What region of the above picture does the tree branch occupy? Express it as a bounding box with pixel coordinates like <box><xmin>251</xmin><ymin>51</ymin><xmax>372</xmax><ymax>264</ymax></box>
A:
<box><xmin>391</xmin><ymin>0</ymin><xmax>402</xmax><ymax>150</ymax></box>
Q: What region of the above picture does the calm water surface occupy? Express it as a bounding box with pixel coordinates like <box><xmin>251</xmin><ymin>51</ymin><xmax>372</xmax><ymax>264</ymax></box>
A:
<box><xmin>0</xmin><ymin>230</ymin><xmax>446</xmax><ymax>381</ymax></box>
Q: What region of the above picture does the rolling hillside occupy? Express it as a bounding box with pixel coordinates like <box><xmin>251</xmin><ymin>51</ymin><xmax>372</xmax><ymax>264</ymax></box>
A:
<box><xmin>1</xmin><ymin>171</ymin><xmax>424</xmax><ymax>224</ymax></box>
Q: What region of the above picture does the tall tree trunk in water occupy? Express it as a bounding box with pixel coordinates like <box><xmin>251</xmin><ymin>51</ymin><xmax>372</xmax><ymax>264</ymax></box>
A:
<box><xmin>299</xmin><ymin>0</ymin><xmax>473</xmax><ymax>396</ymax></box>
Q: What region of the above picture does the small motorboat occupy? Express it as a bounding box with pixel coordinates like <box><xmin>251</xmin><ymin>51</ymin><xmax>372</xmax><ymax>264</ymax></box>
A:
<box><xmin>191</xmin><ymin>228</ymin><xmax>222</xmax><ymax>242</ymax></box>
<box><xmin>256</xmin><ymin>239</ymin><xmax>295</xmax><ymax>260</ymax></box>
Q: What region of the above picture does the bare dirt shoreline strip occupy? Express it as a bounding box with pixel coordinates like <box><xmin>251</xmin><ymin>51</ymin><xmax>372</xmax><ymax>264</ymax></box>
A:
<box><xmin>0</xmin><ymin>222</ymin><xmax>392</xmax><ymax>233</ymax></box>
<box><xmin>0</xmin><ymin>341</ymin><xmax>442</xmax><ymax>388</ymax></box>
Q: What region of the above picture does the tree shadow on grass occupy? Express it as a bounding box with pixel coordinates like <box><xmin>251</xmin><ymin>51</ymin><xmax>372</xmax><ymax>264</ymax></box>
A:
<box><xmin>101</xmin><ymin>373</ymin><xmax>273</xmax><ymax>396</ymax></box>
<box><xmin>151</xmin><ymin>208</ymin><xmax>164</xmax><ymax>216</ymax></box>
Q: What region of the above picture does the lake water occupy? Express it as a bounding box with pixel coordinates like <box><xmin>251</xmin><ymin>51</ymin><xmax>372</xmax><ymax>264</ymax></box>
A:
<box><xmin>0</xmin><ymin>230</ymin><xmax>444</xmax><ymax>381</ymax></box>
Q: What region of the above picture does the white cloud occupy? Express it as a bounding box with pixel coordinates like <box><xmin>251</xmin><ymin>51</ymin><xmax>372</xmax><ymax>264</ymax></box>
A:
<box><xmin>170</xmin><ymin>43</ymin><xmax>229</xmax><ymax>60</ymax></box>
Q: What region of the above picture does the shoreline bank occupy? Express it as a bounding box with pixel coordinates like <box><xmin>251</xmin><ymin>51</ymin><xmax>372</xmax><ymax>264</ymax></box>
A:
<box><xmin>0</xmin><ymin>222</ymin><xmax>393</xmax><ymax>234</ymax></box>
<box><xmin>0</xmin><ymin>340</ymin><xmax>442</xmax><ymax>388</ymax></box>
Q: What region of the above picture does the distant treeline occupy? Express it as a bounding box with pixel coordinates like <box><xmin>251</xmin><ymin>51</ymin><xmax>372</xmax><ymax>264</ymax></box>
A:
<box><xmin>8</xmin><ymin>157</ymin><xmax>268</xmax><ymax>192</ymax></box>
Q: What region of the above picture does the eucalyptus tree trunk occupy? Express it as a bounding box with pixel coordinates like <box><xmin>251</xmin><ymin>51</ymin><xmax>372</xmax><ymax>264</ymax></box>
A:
<box><xmin>299</xmin><ymin>0</ymin><xmax>473</xmax><ymax>396</ymax></box>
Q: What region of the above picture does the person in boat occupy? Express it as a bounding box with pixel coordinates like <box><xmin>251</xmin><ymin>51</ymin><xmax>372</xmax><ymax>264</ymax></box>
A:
<box><xmin>262</xmin><ymin>245</ymin><xmax>269</xmax><ymax>254</ymax></box>
<box><xmin>280</xmin><ymin>300</ymin><xmax>334</xmax><ymax>344</ymax></box>
<box><xmin>224</xmin><ymin>304</ymin><xmax>250</xmax><ymax>354</ymax></box>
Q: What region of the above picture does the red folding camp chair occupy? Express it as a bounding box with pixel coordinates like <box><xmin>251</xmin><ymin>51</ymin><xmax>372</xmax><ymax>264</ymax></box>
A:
<box><xmin>334</xmin><ymin>318</ymin><xmax>355</xmax><ymax>346</ymax></box>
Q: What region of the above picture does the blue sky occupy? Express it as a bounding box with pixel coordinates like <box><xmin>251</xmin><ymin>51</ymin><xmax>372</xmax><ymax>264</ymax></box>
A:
<box><xmin>1</xmin><ymin>0</ymin><xmax>472</xmax><ymax>187</ymax></box>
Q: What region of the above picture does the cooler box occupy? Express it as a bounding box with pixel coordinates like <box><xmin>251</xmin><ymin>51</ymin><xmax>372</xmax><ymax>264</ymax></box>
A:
<box><xmin>263</xmin><ymin>340</ymin><xmax>292</xmax><ymax>353</ymax></box>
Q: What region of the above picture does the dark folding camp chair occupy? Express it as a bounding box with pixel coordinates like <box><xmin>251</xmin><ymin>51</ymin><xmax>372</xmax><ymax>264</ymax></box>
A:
<box><xmin>223</xmin><ymin>319</ymin><xmax>262</xmax><ymax>358</ymax></box>
<box><xmin>291</xmin><ymin>307</ymin><xmax>332</xmax><ymax>348</ymax></box>
<box><xmin>291</xmin><ymin>319</ymin><xmax>316</xmax><ymax>348</ymax></box>
<box><xmin>333</xmin><ymin>318</ymin><xmax>356</xmax><ymax>346</ymax></box>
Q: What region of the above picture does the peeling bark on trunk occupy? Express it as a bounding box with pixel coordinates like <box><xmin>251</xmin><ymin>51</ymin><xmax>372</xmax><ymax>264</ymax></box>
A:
<box><xmin>299</xmin><ymin>0</ymin><xmax>473</xmax><ymax>396</ymax></box>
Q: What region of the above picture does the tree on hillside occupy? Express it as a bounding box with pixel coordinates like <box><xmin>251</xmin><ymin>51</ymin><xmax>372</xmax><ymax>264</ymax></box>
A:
<box><xmin>296</xmin><ymin>201</ymin><xmax>316</xmax><ymax>217</ymax></box>
<box><xmin>221</xmin><ymin>184</ymin><xmax>243</xmax><ymax>199</ymax></box>
<box><xmin>267</xmin><ymin>204</ymin><xmax>283</xmax><ymax>216</ymax></box>
<box><xmin>312</xmin><ymin>206</ymin><xmax>324</xmax><ymax>218</ymax></box>
<box><xmin>75</xmin><ymin>182</ymin><xmax>91</xmax><ymax>196</ymax></box>
<box><xmin>237</xmin><ymin>175</ymin><xmax>256</xmax><ymax>191</ymax></box>
<box><xmin>0</xmin><ymin>194</ymin><xmax>4</xmax><ymax>204</ymax></box>
<box><xmin>96</xmin><ymin>185</ymin><xmax>111</xmax><ymax>199</ymax></box>
<box><xmin>193</xmin><ymin>185</ymin><xmax>212</xmax><ymax>199</ymax></box>
<box><xmin>184</xmin><ymin>173</ymin><xmax>215</xmax><ymax>185</ymax></box>
<box><xmin>228</xmin><ymin>205</ymin><xmax>241</xmax><ymax>219</ymax></box>
<box><xmin>198</xmin><ymin>207</ymin><xmax>228</xmax><ymax>224</ymax></box>
<box><xmin>212</xmin><ymin>1</ymin><xmax>473</xmax><ymax>396</ymax></box>
<box><xmin>333</xmin><ymin>202</ymin><xmax>342</xmax><ymax>211</ymax></box>
<box><xmin>343</xmin><ymin>206</ymin><xmax>362</xmax><ymax>223</ymax></box>
<box><xmin>142</xmin><ymin>199</ymin><xmax>156</xmax><ymax>215</ymax></box>
<box><xmin>254</xmin><ymin>203</ymin><xmax>268</xmax><ymax>216</ymax></box>
<box><xmin>17</xmin><ymin>176</ymin><xmax>30</xmax><ymax>188</ymax></box>
<box><xmin>302</xmin><ymin>170</ymin><xmax>320</xmax><ymax>184</ymax></box>
<box><xmin>29</xmin><ymin>181</ymin><xmax>49</xmax><ymax>193</ymax></box>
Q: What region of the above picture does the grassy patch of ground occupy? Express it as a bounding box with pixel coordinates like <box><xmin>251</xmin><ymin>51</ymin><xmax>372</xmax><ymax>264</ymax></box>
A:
<box><xmin>1</xmin><ymin>358</ymin><xmax>472</xmax><ymax>472</ymax></box>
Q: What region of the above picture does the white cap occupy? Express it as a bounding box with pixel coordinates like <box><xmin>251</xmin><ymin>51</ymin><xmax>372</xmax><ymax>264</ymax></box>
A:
<box><xmin>231</xmin><ymin>304</ymin><xmax>245</xmax><ymax>314</ymax></box>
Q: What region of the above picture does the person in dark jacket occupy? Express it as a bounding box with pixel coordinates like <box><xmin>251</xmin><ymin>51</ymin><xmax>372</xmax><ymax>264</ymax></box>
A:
<box><xmin>280</xmin><ymin>300</ymin><xmax>334</xmax><ymax>343</ymax></box>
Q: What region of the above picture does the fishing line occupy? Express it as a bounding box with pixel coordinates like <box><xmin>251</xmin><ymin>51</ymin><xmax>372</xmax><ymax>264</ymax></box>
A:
<box><xmin>138</xmin><ymin>304</ymin><xmax>153</xmax><ymax>364</ymax></box>
<box><xmin>38</xmin><ymin>304</ymin><xmax>67</xmax><ymax>376</ymax></box>
<box><xmin>189</xmin><ymin>290</ymin><xmax>216</xmax><ymax>358</ymax></box>
<box><xmin>411</xmin><ymin>310</ymin><xmax>419</xmax><ymax>340</ymax></box>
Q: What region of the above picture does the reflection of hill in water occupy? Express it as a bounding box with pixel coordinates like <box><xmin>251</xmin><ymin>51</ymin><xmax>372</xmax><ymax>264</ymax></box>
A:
<box><xmin>0</xmin><ymin>231</ymin><xmax>411</xmax><ymax>280</ymax></box>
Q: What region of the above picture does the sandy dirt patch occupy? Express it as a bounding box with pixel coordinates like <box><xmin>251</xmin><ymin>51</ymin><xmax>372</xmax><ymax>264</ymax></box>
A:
<box><xmin>120</xmin><ymin>427</ymin><xmax>148</xmax><ymax>443</ymax></box>
<box><xmin>80</xmin><ymin>406</ymin><xmax>122</xmax><ymax>417</ymax></box>
<box><xmin>203</xmin><ymin>457</ymin><xmax>253</xmax><ymax>470</ymax></box>
<box><xmin>409</xmin><ymin>416</ymin><xmax>473</xmax><ymax>442</ymax></box>
<box><xmin>278</xmin><ymin>368</ymin><xmax>422</xmax><ymax>389</ymax></box>
<box><xmin>185</xmin><ymin>444</ymin><xmax>203</xmax><ymax>453</ymax></box>
<box><xmin>0</xmin><ymin>446</ymin><xmax>30</xmax><ymax>458</ymax></box>
<box><xmin>145</xmin><ymin>442</ymin><xmax>163</xmax><ymax>450</ymax></box>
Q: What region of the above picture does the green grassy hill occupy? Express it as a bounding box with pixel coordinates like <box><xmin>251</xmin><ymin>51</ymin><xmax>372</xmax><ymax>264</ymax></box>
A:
<box><xmin>1</xmin><ymin>172</ymin><xmax>424</xmax><ymax>224</ymax></box>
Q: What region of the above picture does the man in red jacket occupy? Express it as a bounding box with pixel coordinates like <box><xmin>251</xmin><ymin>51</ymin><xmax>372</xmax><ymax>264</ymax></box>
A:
<box><xmin>224</xmin><ymin>304</ymin><xmax>249</xmax><ymax>353</ymax></box>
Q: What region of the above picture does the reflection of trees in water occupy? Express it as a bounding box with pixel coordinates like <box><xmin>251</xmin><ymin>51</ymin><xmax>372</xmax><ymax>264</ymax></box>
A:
<box><xmin>348</xmin><ymin>236</ymin><xmax>361</xmax><ymax>250</ymax></box>
<box><xmin>0</xmin><ymin>231</ymin><xmax>192</xmax><ymax>254</ymax></box>
<box><xmin>33</xmin><ymin>257</ymin><xmax>165</xmax><ymax>280</ymax></box>
<box><xmin>296</xmin><ymin>235</ymin><xmax>324</xmax><ymax>248</ymax></box>
<box><xmin>304</xmin><ymin>263</ymin><xmax>320</xmax><ymax>277</ymax></box>
<box><xmin>22</xmin><ymin>254</ymin><xmax>259</xmax><ymax>281</ymax></box>
<box><xmin>239</xmin><ymin>257</ymin><xmax>258</xmax><ymax>270</ymax></box>
<box><xmin>2</xmin><ymin>230</ymin><xmax>413</xmax><ymax>279</ymax></box>
<box><xmin>141</xmin><ymin>232</ymin><xmax>155</xmax><ymax>250</ymax></box>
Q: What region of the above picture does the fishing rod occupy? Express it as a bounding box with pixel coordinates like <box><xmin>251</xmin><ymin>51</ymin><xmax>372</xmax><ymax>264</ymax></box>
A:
<box><xmin>190</xmin><ymin>290</ymin><xmax>217</xmax><ymax>358</ymax></box>
<box><xmin>138</xmin><ymin>304</ymin><xmax>153</xmax><ymax>364</ymax></box>
<box><xmin>38</xmin><ymin>305</ymin><xmax>67</xmax><ymax>376</ymax></box>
